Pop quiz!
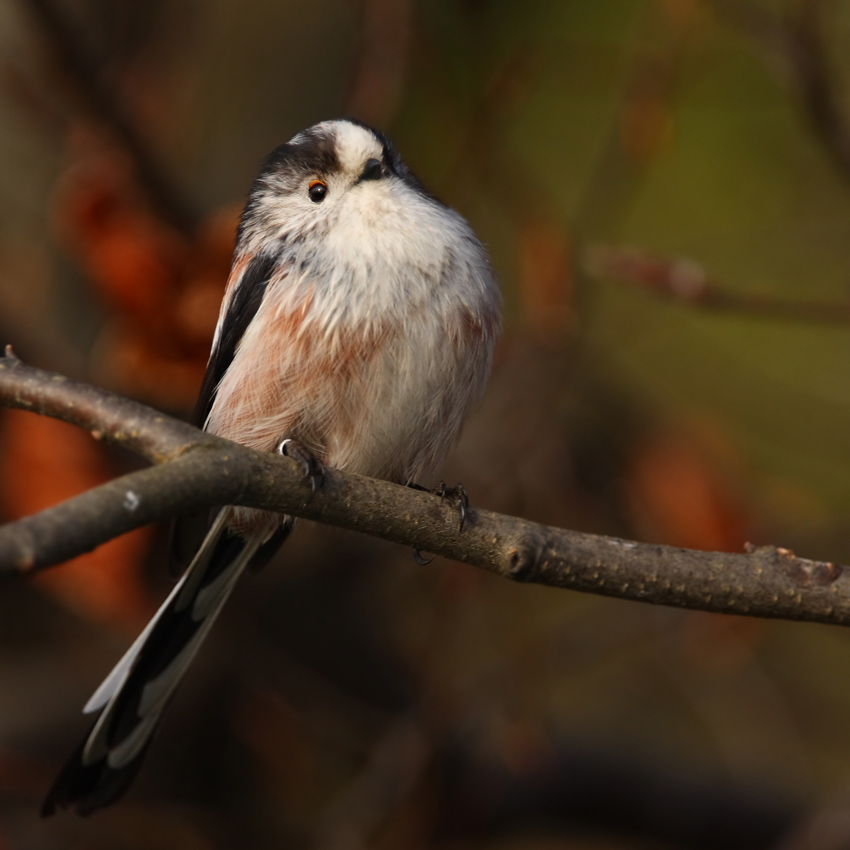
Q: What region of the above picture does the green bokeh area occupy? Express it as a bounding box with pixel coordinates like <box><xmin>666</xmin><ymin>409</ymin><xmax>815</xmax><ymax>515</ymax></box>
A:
<box><xmin>499</xmin><ymin>2</ymin><xmax>850</xmax><ymax>525</ymax></box>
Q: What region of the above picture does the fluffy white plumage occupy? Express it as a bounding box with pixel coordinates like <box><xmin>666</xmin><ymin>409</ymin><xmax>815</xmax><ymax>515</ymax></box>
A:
<box><xmin>44</xmin><ymin>119</ymin><xmax>500</xmax><ymax>816</ymax></box>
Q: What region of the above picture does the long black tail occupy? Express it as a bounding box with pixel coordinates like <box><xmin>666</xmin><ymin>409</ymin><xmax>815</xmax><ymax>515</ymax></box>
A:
<box><xmin>43</xmin><ymin>513</ymin><xmax>289</xmax><ymax>816</ymax></box>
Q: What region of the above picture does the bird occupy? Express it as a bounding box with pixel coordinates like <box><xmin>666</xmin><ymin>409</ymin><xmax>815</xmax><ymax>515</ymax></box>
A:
<box><xmin>42</xmin><ymin>118</ymin><xmax>501</xmax><ymax>816</ymax></box>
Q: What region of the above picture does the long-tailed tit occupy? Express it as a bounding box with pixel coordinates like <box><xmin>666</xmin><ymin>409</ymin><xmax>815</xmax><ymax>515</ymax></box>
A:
<box><xmin>43</xmin><ymin>119</ymin><xmax>501</xmax><ymax>815</ymax></box>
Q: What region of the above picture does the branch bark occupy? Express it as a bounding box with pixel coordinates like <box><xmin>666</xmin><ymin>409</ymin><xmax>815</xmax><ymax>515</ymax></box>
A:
<box><xmin>1</xmin><ymin>348</ymin><xmax>849</xmax><ymax>628</ymax></box>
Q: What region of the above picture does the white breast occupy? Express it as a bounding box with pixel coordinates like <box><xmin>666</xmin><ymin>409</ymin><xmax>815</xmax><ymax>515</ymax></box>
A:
<box><xmin>208</xmin><ymin>174</ymin><xmax>500</xmax><ymax>491</ymax></box>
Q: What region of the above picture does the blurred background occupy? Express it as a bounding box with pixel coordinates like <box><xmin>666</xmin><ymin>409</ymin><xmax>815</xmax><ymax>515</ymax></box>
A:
<box><xmin>2</xmin><ymin>0</ymin><xmax>850</xmax><ymax>847</ymax></box>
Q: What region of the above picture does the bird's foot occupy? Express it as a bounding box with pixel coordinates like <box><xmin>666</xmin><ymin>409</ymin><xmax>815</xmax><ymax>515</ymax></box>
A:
<box><xmin>436</xmin><ymin>481</ymin><xmax>469</xmax><ymax>531</ymax></box>
<box><xmin>412</xmin><ymin>548</ymin><xmax>434</xmax><ymax>566</ymax></box>
<box><xmin>407</xmin><ymin>480</ymin><xmax>470</xmax><ymax>532</ymax></box>
<box><xmin>278</xmin><ymin>439</ymin><xmax>325</xmax><ymax>496</ymax></box>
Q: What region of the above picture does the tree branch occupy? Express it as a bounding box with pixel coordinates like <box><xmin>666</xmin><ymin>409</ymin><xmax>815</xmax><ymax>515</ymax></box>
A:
<box><xmin>1</xmin><ymin>347</ymin><xmax>849</xmax><ymax>627</ymax></box>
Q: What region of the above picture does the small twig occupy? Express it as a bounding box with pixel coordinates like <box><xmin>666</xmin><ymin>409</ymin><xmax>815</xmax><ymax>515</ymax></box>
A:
<box><xmin>18</xmin><ymin>0</ymin><xmax>197</xmax><ymax>233</ymax></box>
<box><xmin>2</xmin><ymin>351</ymin><xmax>850</xmax><ymax>630</ymax></box>
<box><xmin>787</xmin><ymin>0</ymin><xmax>850</xmax><ymax>178</ymax></box>
<box><xmin>585</xmin><ymin>244</ymin><xmax>850</xmax><ymax>323</ymax></box>
<box><xmin>710</xmin><ymin>0</ymin><xmax>850</xmax><ymax>183</ymax></box>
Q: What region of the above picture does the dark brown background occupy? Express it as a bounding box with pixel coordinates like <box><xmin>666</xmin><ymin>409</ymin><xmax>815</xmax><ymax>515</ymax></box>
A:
<box><xmin>2</xmin><ymin>1</ymin><xmax>850</xmax><ymax>847</ymax></box>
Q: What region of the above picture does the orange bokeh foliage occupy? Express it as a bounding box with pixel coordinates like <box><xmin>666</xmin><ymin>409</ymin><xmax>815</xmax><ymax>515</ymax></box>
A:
<box><xmin>0</xmin><ymin>409</ymin><xmax>152</xmax><ymax>631</ymax></box>
<box><xmin>52</xmin><ymin>133</ymin><xmax>236</xmax><ymax>409</ymax></box>
<box><xmin>3</xmin><ymin>132</ymin><xmax>240</xmax><ymax>627</ymax></box>
<box><xmin>625</xmin><ymin>422</ymin><xmax>766</xmax><ymax>662</ymax></box>
<box><xmin>625</xmin><ymin>426</ymin><xmax>749</xmax><ymax>553</ymax></box>
<box><xmin>516</xmin><ymin>221</ymin><xmax>574</xmax><ymax>338</ymax></box>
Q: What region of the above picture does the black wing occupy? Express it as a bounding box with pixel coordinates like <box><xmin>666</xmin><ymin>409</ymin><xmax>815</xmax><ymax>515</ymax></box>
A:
<box><xmin>193</xmin><ymin>252</ymin><xmax>279</xmax><ymax>428</ymax></box>
<box><xmin>170</xmin><ymin>253</ymin><xmax>279</xmax><ymax>573</ymax></box>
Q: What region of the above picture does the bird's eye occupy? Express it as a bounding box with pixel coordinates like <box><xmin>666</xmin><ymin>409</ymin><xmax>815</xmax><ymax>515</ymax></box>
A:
<box><xmin>308</xmin><ymin>180</ymin><xmax>328</xmax><ymax>203</ymax></box>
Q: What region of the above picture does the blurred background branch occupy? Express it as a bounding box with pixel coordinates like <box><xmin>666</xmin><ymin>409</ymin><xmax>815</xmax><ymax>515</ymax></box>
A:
<box><xmin>586</xmin><ymin>242</ymin><xmax>850</xmax><ymax>322</ymax></box>
<box><xmin>710</xmin><ymin>0</ymin><xmax>850</xmax><ymax>183</ymax></box>
<box><xmin>17</xmin><ymin>0</ymin><xmax>197</xmax><ymax>233</ymax></box>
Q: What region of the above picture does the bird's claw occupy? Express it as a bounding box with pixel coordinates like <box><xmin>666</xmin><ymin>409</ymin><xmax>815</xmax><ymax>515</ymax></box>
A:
<box><xmin>405</xmin><ymin>481</ymin><xmax>470</xmax><ymax>563</ymax></box>
<box><xmin>407</xmin><ymin>480</ymin><xmax>471</xmax><ymax>532</ymax></box>
<box><xmin>278</xmin><ymin>439</ymin><xmax>325</xmax><ymax>497</ymax></box>
<box><xmin>412</xmin><ymin>548</ymin><xmax>434</xmax><ymax>566</ymax></box>
<box><xmin>436</xmin><ymin>481</ymin><xmax>469</xmax><ymax>531</ymax></box>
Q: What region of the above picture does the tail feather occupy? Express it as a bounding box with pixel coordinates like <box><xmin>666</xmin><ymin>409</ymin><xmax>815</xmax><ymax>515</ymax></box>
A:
<box><xmin>43</xmin><ymin>512</ymin><xmax>288</xmax><ymax>816</ymax></box>
<box><xmin>83</xmin><ymin>511</ymin><xmax>231</xmax><ymax>716</ymax></box>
